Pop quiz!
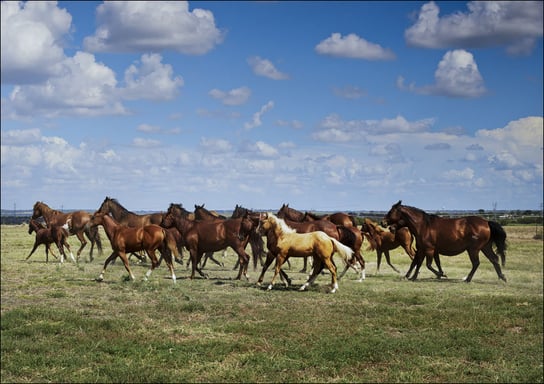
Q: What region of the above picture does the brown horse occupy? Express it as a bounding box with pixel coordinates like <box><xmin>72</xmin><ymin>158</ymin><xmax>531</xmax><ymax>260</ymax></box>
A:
<box><xmin>278</xmin><ymin>203</ymin><xmax>357</xmax><ymax>227</ymax></box>
<box><xmin>32</xmin><ymin>201</ymin><xmax>102</xmax><ymax>261</ymax></box>
<box><xmin>96</xmin><ymin>197</ymin><xmax>164</xmax><ymax>227</ymax></box>
<box><xmin>193</xmin><ymin>204</ymin><xmax>229</xmax><ymax>268</ymax></box>
<box><xmin>258</xmin><ymin>213</ymin><xmax>354</xmax><ymax>293</ymax></box>
<box><xmin>161</xmin><ymin>203</ymin><xmax>259</xmax><ymax>280</ymax></box>
<box><xmin>383</xmin><ymin>201</ymin><xmax>507</xmax><ymax>282</ymax></box>
<box><xmin>361</xmin><ymin>218</ymin><xmax>415</xmax><ymax>274</ymax></box>
<box><xmin>27</xmin><ymin>219</ymin><xmax>74</xmax><ymax>263</ymax></box>
<box><xmin>231</xmin><ymin>204</ymin><xmax>266</xmax><ymax>270</ymax></box>
<box><xmin>89</xmin><ymin>212</ymin><xmax>177</xmax><ymax>283</ymax></box>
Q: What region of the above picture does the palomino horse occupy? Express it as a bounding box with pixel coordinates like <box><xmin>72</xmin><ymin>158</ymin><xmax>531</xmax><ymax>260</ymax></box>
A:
<box><xmin>258</xmin><ymin>213</ymin><xmax>354</xmax><ymax>293</ymax></box>
<box><xmin>361</xmin><ymin>218</ymin><xmax>415</xmax><ymax>274</ymax></box>
<box><xmin>32</xmin><ymin>201</ymin><xmax>102</xmax><ymax>261</ymax></box>
<box><xmin>276</xmin><ymin>210</ymin><xmax>366</xmax><ymax>281</ymax></box>
<box><xmin>383</xmin><ymin>201</ymin><xmax>507</xmax><ymax>282</ymax></box>
<box><xmin>27</xmin><ymin>219</ymin><xmax>74</xmax><ymax>263</ymax></box>
<box><xmin>160</xmin><ymin>203</ymin><xmax>259</xmax><ymax>280</ymax></box>
<box><xmin>278</xmin><ymin>203</ymin><xmax>357</xmax><ymax>227</ymax></box>
<box><xmin>89</xmin><ymin>212</ymin><xmax>178</xmax><ymax>283</ymax></box>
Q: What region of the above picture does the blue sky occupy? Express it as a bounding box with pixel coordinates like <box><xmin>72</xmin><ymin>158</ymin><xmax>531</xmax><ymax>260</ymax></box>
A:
<box><xmin>1</xmin><ymin>1</ymin><xmax>543</xmax><ymax>212</ymax></box>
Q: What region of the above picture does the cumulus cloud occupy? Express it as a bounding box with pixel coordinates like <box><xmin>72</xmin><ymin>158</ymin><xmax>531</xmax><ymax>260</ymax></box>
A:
<box><xmin>397</xmin><ymin>49</ymin><xmax>486</xmax><ymax>98</ymax></box>
<box><xmin>84</xmin><ymin>1</ymin><xmax>224</xmax><ymax>54</ymax></box>
<box><xmin>199</xmin><ymin>137</ymin><xmax>232</xmax><ymax>153</ymax></box>
<box><xmin>247</xmin><ymin>56</ymin><xmax>289</xmax><ymax>80</ymax></box>
<box><xmin>244</xmin><ymin>101</ymin><xmax>274</xmax><ymax>130</ymax></box>
<box><xmin>209</xmin><ymin>86</ymin><xmax>251</xmax><ymax>106</ymax></box>
<box><xmin>1</xmin><ymin>1</ymin><xmax>72</xmax><ymax>84</ymax></box>
<box><xmin>121</xmin><ymin>53</ymin><xmax>183</xmax><ymax>100</ymax></box>
<box><xmin>405</xmin><ymin>1</ymin><xmax>543</xmax><ymax>55</ymax></box>
<box><xmin>315</xmin><ymin>33</ymin><xmax>396</xmax><ymax>60</ymax></box>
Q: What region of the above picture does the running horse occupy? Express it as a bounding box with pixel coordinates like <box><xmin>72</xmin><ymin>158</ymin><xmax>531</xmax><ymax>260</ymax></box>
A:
<box><xmin>277</xmin><ymin>207</ymin><xmax>366</xmax><ymax>281</ymax></box>
<box><xmin>96</xmin><ymin>197</ymin><xmax>164</xmax><ymax>227</ymax></box>
<box><xmin>278</xmin><ymin>203</ymin><xmax>357</xmax><ymax>227</ymax></box>
<box><xmin>382</xmin><ymin>201</ymin><xmax>507</xmax><ymax>282</ymax></box>
<box><xmin>27</xmin><ymin>219</ymin><xmax>74</xmax><ymax>263</ymax></box>
<box><xmin>160</xmin><ymin>203</ymin><xmax>259</xmax><ymax>280</ymax></box>
<box><xmin>88</xmin><ymin>212</ymin><xmax>178</xmax><ymax>283</ymax></box>
<box><xmin>31</xmin><ymin>201</ymin><xmax>102</xmax><ymax>261</ymax></box>
<box><xmin>361</xmin><ymin>218</ymin><xmax>415</xmax><ymax>274</ymax></box>
<box><xmin>231</xmin><ymin>204</ymin><xmax>266</xmax><ymax>270</ymax></box>
<box><xmin>258</xmin><ymin>213</ymin><xmax>354</xmax><ymax>293</ymax></box>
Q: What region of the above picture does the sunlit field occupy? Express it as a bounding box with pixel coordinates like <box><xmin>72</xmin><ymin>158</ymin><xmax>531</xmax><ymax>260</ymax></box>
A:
<box><xmin>1</xmin><ymin>224</ymin><xmax>542</xmax><ymax>383</ymax></box>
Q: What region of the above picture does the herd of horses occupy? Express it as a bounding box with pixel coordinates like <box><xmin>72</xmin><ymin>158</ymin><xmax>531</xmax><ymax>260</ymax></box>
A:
<box><xmin>27</xmin><ymin>198</ymin><xmax>508</xmax><ymax>292</ymax></box>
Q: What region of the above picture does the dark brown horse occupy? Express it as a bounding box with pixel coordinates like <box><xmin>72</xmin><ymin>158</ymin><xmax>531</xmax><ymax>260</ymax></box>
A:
<box><xmin>231</xmin><ymin>204</ymin><xmax>266</xmax><ymax>270</ymax></box>
<box><xmin>160</xmin><ymin>203</ymin><xmax>258</xmax><ymax>280</ymax></box>
<box><xmin>96</xmin><ymin>197</ymin><xmax>164</xmax><ymax>227</ymax></box>
<box><xmin>383</xmin><ymin>201</ymin><xmax>507</xmax><ymax>282</ymax></box>
<box><xmin>278</xmin><ymin>203</ymin><xmax>357</xmax><ymax>227</ymax></box>
<box><xmin>27</xmin><ymin>219</ymin><xmax>74</xmax><ymax>263</ymax></box>
<box><xmin>361</xmin><ymin>218</ymin><xmax>415</xmax><ymax>274</ymax></box>
<box><xmin>193</xmin><ymin>204</ymin><xmax>229</xmax><ymax>268</ymax></box>
<box><xmin>31</xmin><ymin>201</ymin><xmax>102</xmax><ymax>261</ymax></box>
<box><xmin>89</xmin><ymin>212</ymin><xmax>177</xmax><ymax>283</ymax></box>
<box><xmin>276</xmin><ymin>210</ymin><xmax>365</xmax><ymax>281</ymax></box>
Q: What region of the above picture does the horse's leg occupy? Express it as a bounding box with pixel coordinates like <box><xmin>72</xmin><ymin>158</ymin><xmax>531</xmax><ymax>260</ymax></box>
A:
<box><xmin>194</xmin><ymin>251</ymin><xmax>209</xmax><ymax>279</ymax></box>
<box><xmin>143</xmin><ymin>249</ymin><xmax>160</xmax><ymax>281</ymax></box>
<box><xmin>234</xmin><ymin>249</ymin><xmax>250</xmax><ymax>280</ymax></box>
<box><xmin>463</xmin><ymin>249</ymin><xmax>481</xmax><ymax>282</ymax></box>
<box><xmin>97</xmin><ymin>252</ymin><xmax>118</xmax><ymax>281</ymax></box>
<box><xmin>425</xmin><ymin>250</ymin><xmax>445</xmax><ymax>278</ymax></box>
<box><xmin>118</xmin><ymin>251</ymin><xmax>136</xmax><ymax>281</ymax></box>
<box><xmin>267</xmin><ymin>255</ymin><xmax>286</xmax><ymax>290</ymax></box>
<box><xmin>407</xmin><ymin>250</ymin><xmax>426</xmax><ymax>281</ymax></box>
<box><xmin>26</xmin><ymin>242</ymin><xmax>40</xmax><ymax>261</ymax></box>
<box><xmin>376</xmin><ymin>250</ymin><xmax>383</xmax><ymax>274</ymax></box>
<box><xmin>61</xmin><ymin>237</ymin><xmax>76</xmax><ymax>263</ymax></box>
<box><xmin>74</xmin><ymin>231</ymin><xmax>87</xmax><ymax>258</ymax></box>
<box><xmin>481</xmin><ymin>245</ymin><xmax>507</xmax><ymax>282</ymax></box>
<box><xmin>257</xmin><ymin>251</ymin><xmax>276</xmax><ymax>286</ymax></box>
<box><xmin>384</xmin><ymin>250</ymin><xmax>400</xmax><ymax>273</ymax></box>
<box><xmin>300</xmin><ymin>258</ymin><xmax>324</xmax><ymax>291</ymax></box>
<box><xmin>299</xmin><ymin>256</ymin><xmax>308</xmax><ymax>273</ymax></box>
<box><xmin>323</xmin><ymin>256</ymin><xmax>339</xmax><ymax>293</ymax></box>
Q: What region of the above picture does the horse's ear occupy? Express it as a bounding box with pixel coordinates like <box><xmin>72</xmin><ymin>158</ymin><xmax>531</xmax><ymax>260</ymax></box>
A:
<box><xmin>394</xmin><ymin>200</ymin><xmax>402</xmax><ymax>207</ymax></box>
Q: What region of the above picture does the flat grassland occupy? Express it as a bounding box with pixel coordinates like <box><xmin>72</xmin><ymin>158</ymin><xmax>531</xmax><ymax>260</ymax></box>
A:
<box><xmin>1</xmin><ymin>224</ymin><xmax>543</xmax><ymax>383</ymax></box>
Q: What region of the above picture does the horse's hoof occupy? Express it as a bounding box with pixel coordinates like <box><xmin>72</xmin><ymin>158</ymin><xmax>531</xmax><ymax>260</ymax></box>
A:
<box><xmin>95</xmin><ymin>277</ymin><xmax>104</xmax><ymax>282</ymax></box>
<box><xmin>267</xmin><ymin>285</ymin><xmax>273</xmax><ymax>291</ymax></box>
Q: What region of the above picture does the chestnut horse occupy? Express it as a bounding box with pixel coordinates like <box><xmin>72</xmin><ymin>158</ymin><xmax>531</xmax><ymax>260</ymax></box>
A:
<box><xmin>27</xmin><ymin>219</ymin><xmax>74</xmax><ymax>263</ymax></box>
<box><xmin>193</xmin><ymin>204</ymin><xmax>229</xmax><ymax>268</ymax></box>
<box><xmin>89</xmin><ymin>212</ymin><xmax>178</xmax><ymax>283</ymax></box>
<box><xmin>278</xmin><ymin>203</ymin><xmax>357</xmax><ymax>227</ymax></box>
<box><xmin>258</xmin><ymin>213</ymin><xmax>354</xmax><ymax>293</ymax></box>
<box><xmin>361</xmin><ymin>218</ymin><xmax>415</xmax><ymax>274</ymax></box>
<box><xmin>383</xmin><ymin>201</ymin><xmax>507</xmax><ymax>282</ymax></box>
<box><xmin>32</xmin><ymin>201</ymin><xmax>102</xmax><ymax>261</ymax></box>
<box><xmin>160</xmin><ymin>203</ymin><xmax>259</xmax><ymax>280</ymax></box>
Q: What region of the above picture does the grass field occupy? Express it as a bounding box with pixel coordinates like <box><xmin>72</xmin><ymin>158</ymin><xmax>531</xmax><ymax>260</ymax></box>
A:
<box><xmin>1</xmin><ymin>223</ymin><xmax>543</xmax><ymax>383</ymax></box>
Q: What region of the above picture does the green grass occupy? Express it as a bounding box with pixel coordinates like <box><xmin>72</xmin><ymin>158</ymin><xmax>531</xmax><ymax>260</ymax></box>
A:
<box><xmin>1</xmin><ymin>224</ymin><xmax>543</xmax><ymax>383</ymax></box>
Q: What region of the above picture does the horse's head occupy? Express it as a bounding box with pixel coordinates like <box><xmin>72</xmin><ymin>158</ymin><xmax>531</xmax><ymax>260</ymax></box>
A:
<box><xmin>383</xmin><ymin>200</ymin><xmax>404</xmax><ymax>228</ymax></box>
<box><xmin>258</xmin><ymin>212</ymin><xmax>272</xmax><ymax>235</ymax></box>
<box><xmin>32</xmin><ymin>201</ymin><xmax>44</xmax><ymax>219</ymax></box>
<box><xmin>28</xmin><ymin>219</ymin><xmax>42</xmax><ymax>234</ymax></box>
<box><xmin>89</xmin><ymin>211</ymin><xmax>106</xmax><ymax>227</ymax></box>
<box><xmin>97</xmin><ymin>197</ymin><xmax>113</xmax><ymax>215</ymax></box>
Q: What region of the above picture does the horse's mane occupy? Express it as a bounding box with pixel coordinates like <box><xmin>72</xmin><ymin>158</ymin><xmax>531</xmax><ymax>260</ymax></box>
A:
<box><xmin>269</xmin><ymin>213</ymin><xmax>296</xmax><ymax>235</ymax></box>
<box><xmin>105</xmin><ymin>198</ymin><xmax>133</xmax><ymax>220</ymax></box>
<box><xmin>304</xmin><ymin>212</ymin><xmax>323</xmax><ymax>220</ymax></box>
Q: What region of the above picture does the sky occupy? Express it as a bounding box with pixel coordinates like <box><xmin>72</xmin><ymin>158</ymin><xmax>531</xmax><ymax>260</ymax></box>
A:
<box><xmin>1</xmin><ymin>1</ymin><xmax>543</xmax><ymax>213</ymax></box>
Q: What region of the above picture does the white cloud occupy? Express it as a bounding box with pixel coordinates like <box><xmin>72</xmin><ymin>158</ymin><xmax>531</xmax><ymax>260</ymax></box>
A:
<box><xmin>1</xmin><ymin>128</ymin><xmax>41</xmax><ymax>145</ymax></box>
<box><xmin>247</xmin><ymin>56</ymin><xmax>289</xmax><ymax>80</ymax></box>
<box><xmin>83</xmin><ymin>1</ymin><xmax>224</xmax><ymax>54</ymax></box>
<box><xmin>209</xmin><ymin>86</ymin><xmax>251</xmax><ymax>106</ymax></box>
<box><xmin>398</xmin><ymin>49</ymin><xmax>486</xmax><ymax>98</ymax></box>
<box><xmin>132</xmin><ymin>138</ymin><xmax>161</xmax><ymax>148</ymax></box>
<box><xmin>315</xmin><ymin>33</ymin><xmax>396</xmax><ymax>60</ymax></box>
<box><xmin>199</xmin><ymin>137</ymin><xmax>232</xmax><ymax>153</ymax></box>
<box><xmin>244</xmin><ymin>101</ymin><xmax>274</xmax><ymax>130</ymax></box>
<box><xmin>405</xmin><ymin>1</ymin><xmax>543</xmax><ymax>55</ymax></box>
<box><xmin>1</xmin><ymin>1</ymin><xmax>71</xmax><ymax>84</ymax></box>
<box><xmin>137</xmin><ymin>124</ymin><xmax>161</xmax><ymax>133</ymax></box>
<box><xmin>121</xmin><ymin>53</ymin><xmax>183</xmax><ymax>100</ymax></box>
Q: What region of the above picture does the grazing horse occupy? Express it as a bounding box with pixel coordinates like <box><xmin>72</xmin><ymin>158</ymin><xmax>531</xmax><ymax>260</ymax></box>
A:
<box><xmin>27</xmin><ymin>219</ymin><xmax>74</xmax><ymax>263</ymax></box>
<box><xmin>276</xmin><ymin>210</ymin><xmax>365</xmax><ymax>281</ymax></box>
<box><xmin>32</xmin><ymin>201</ymin><xmax>102</xmax><ymax>261</ymax></box>
<box><xmin>89</xmin><ymin>212</ymin><xmax>177</xmax><ymax>283</ymax></box>
<box><xmin>258</xmin><ymin>213</ymin><xmax>354</xmax><ymax>293</ymax></box>
<box><xmin>160</xmin><ymin>203</ymin><xmax>258</xmax><ymax>280</ymax></box>
<box><xmin>383</xmin><ymin>201</ymin><xmax>507</xmax><ymax>282</ymax></box>
<box><xmin>278</xmin><ymin>203</ymin><xmax>357</xmax><ymax>227</ymax></box>
<box><xmin>361</xmin><ymin>218</ymin><xmax>415</xmax><ymax>274</ymax></box>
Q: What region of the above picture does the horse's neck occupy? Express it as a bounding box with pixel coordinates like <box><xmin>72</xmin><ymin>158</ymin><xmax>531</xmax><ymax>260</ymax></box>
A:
<box><xmin>109</xmin><ymin>202</ymin><xmax>133</xmax><ymax>221</ymax></box>
<box><xmin>401</xmin><ymin>208</ymin><xmax>428</xmax><ymax>236</ymax></box>
<box><xmin>100</xmin><ymin>215</ymin><xmax>120</xmax><ymax>240</ymax></box>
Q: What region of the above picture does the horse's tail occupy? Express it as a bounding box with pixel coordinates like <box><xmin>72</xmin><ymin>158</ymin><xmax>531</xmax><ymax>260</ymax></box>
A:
<box><xmin>337</xmin><ymin>225</ymin><xmax>356</xmax><ymax>250</ymax></box>
<box><xmin>249</xmin><ymin>231</ymin><xmax>264</xmax><ymax>270</ymax></box>
<box><xmin>362</xmin><ymin>231</ymin><xmax>377</xmax><ymax>251</ymax></box>
<box><xmin>488</xmin><ymin>220</ymin><xmax>507</xmax><ymax>267</ymax></box>
<box><xmin>330</xmin><ymin>237</ymin><xmax>354</xmax><ymax>263</ymax></box>
<box><xmin>86</xmin><ymin>225</ymin><xmax>103</xmax><ymax>255</ymax></box>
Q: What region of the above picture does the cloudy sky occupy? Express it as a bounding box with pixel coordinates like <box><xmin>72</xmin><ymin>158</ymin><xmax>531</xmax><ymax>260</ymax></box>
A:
<box><xmin>1</xmin><ymin>1</ymin><xmax>543</xmax><ymax>212</ymax></box>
